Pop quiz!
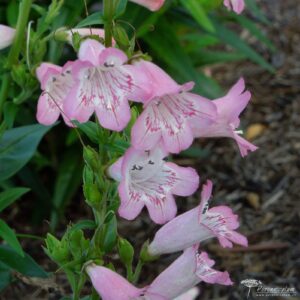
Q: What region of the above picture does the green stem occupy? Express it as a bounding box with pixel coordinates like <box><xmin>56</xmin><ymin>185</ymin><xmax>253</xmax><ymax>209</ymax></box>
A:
<box><xmin>0</xmin><ymin>74</ymin><xmax>10</xmax><ymax>122</ymax></box>
<box><xmin>132</xmin><ymin>260</ymin><xmax>144</xmax><ymax>284</ymax></box>
<box><xmin>7</xmin><ymin>0</ymin><xmax>32</xmax><ymax>67</ymax></box>
<box><xmin>103</xmin><ymin>0</ymin><xmax>115</xmax><ymax>47</ymax></box>
<box><xmin>17</xmin><ymin>233</ymin><xmax>44</xmax><ymax>241</ymax></box>
<box><xmin>0</xmin><ymin>0</ymin><xmax>32</xmax><ymax>121</ymax></box>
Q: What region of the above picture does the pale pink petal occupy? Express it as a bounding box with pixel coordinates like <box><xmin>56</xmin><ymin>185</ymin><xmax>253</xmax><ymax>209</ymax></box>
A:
<box><xmin>131</xmin><ymin>104</ymin><xmax>163</xmax><ymax>151</ymax></box>
<box><xmin>36</xmin><ymin>93</ymin><xmax>60</xmax><ymax>125</ymax></box>
<box><xmin>233</xmin><ymin>132</ymin><xmax>258</xmax><ymax>157</ymax></box>
<box><xmin>147</xmin><ymin>246</ymin><xmax>200</xmax><ymax>299</ymax></box>
<box><xmin>118</xmin><ymin>181</ymin><xmax>146</xmax><ymax>221</ymax></box>
<box><xmin>198</xmin><ymin>180</ymin><xmax>213</xmax><ymax>222</ymax></box>
<box><xmin>108</xmin><ymin>157</ymin><xmax>124</xmax><ymax>182</ymax></box>
<box><xmin>78</xmin><ymin>38</ymin><xmax>105</xmax><ymax>65</ymax></box>
<box><xmin>99</xmin><ymin>47</ymin><xmax>128</xmax><ymax>67</ymax></box>
<box><xmin>162</xmin><ymin>121</ymin><xmax>194</xmax><ymax>154</ymax></box>
<box><xmin>166</xmin><ymin>162</ymin><xmax>199</xmax><ymax>196</ymax></box>
<box><xmin>145</xmin><ymin>193</ymin><xmax>177</xmax><ymax>224</ymax></box>
<box><xmin>224</xmin><ymin>0</ymin><xmax>245</xmax><ymax>14</ymax></box>
<box><xmin>213</xmin><ymin>78</ymin><xmax>251</xmax><ymax>126</ymax></box>
<box><xmin>129</xmin><ymin>0</ymin><xmax>165</xmax><ymax>11</ymax></box>
<box><xmin>86</xmin><ymin>265</ymin><xmax>143</xmax><ymax>300</ymax></box>
<box><xmin>148</xmin><ymin>208</ymin><xmax>210</xmax><ymax>256</ymax></box>
<box><xmin>0</xmin><ymin>25</ymin><xmax>16</xmax><ymax>50</ymax></box>
<box><xmin>36</xmin><ymin>63</ymin><xmax>62</xmax><ymax>89</ymax></box>
<box><xmin>133</xmin><ymin>60</ymin><xmax>182</xmax><ymax>100</ymax></box>
<box><xmin>95</xmin><ymin>96</ymin><xmax>131</xmax><ymax>132</ymax></box>
<box><xmin>196</xmin><ymin>252</ymin><xmax>233</xmax><ymax>285</ymax></box>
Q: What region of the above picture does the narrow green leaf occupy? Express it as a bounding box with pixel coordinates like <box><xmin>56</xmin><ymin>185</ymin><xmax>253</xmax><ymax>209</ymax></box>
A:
<box><xmin>50</xmin><ymin>149</ymin><xmax>83</xmax><ymax>230</ymax></box>
<box><xmin>244</xmin><ymin>0</ymin><xmax>270</xmax><ymax>24</ymax></box>
<box><xmin>233</xmin><ymin>14</ymin><xmax>276</xmax><ymax>52</ymax></box>
<box><xmin>0</xmin><ymin>124</ymin><xmax>54</xmax><ymax>181</ymax></box>
<box><xmin>143</xmin><ymin>18</ymin><xmax>222</xmax><ymax>98</ymax></box>
<box><xmin>212</xmin><ymin>19</ymin><xmax>275</xmax><ymax>72</ymax></box>
<box><xmin>180</xmin><ymin>0</ymin><xmax>215</xmax><ymax>33</ymax></box>
<box><xmin>0</xmin><ymin>220</ymin><xmax>24</xmax><ymax>257</ymax></box>
<box><xmin>0</xmin><ymin>245</ymin><xmax>48</xmax><ymax>278</ymax></box>
<box><xmin>76</xmin><ymin>12</ymin><xmax>104</xmax><ymax>28</ymax></box>
<box><xmin>0</xmin><ymin>187</ymin><xmax>30</xmax><ymax>212</ymax></box>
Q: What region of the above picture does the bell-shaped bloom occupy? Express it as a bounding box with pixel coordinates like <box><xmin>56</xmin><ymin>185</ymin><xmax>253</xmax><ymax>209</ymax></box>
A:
<box><xmin>0</xmin><ymin>25</ymin><xmax>16</xmax><ymax>50</ymax></box>
<box><xmin>129</xmin><ymin>0</ymin><xmax>165</xmax><ymax>11</ymax></box>
<box><xmin>109</xmin><ymin>145</ymin><xmax>199</xmax><ymax>224</ymax></box>
<box><xmin>36</xmin><ymin>61</ymin><xmax>74</xmax><ymax>126</ymax></box>
<box><xmin>145</xmin><ymin>246</ymin><xmax>232</xmax><ymax>299</ymax></box>
<box><xmin>192</xmin><ymin>78</ymin><xmax>257</xmax><ymax>157</ymax></box>
<box><xmin>131</xmin><ymin>61</ymin><xmax>217</xmax><ymax>154</ymax></box>
<box><xmin>64</xmin><ymin>39</ymin><xmax>148</xmax><ymax>131</ymax></box>
<box><xmin>86</xmin><ymin>264</ymin><xmax>144</xmax><ymax>300</ymax></box>
<box><xmin>224</xmin><ymin>0</ymin><xmax>245</xmax><ymax>14</ymax></box>
<box><xmin>148</xmin><ymin>180</ymin><xmax>248</xmax><ymax>256</ymax></box>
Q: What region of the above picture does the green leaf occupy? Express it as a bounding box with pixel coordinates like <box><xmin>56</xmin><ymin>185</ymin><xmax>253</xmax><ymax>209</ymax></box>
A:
<box><xmin>0</xmin><ymin>187</ymin><xmax>30</xmax><ymax>212</ymax></box>
<box><xmin>212</xmin><ymin>18</ymin><xmax>275</xmax><ymax>72</ymax></box>
<box><xmin>180</xmin><ymin>0</ymin><xmax>215</xmax><ymax>33</ymax></box>
<box><xmin>244</xmin><ymin>0</ymin><xmax>270</xmax><ymax>24</ymax></box>
<box><xmin>0</xmin><ymin>124</ymin><xmax>54</xmax><ymax>181</ymax></box>
<box><xmin>50</xmin><ymin>149</ymin><xmax>83</xmax><ymax>230</ymax></box>
<box><xmin>233</xmin><ymin>14</ymin><xmax>276</xmax><ymax>52</ymax></box>
<box><xmin>115</xmin><ymin>0</ymin><xmax>128</xmax><ymax>17</ymax></box>
<box><xmin>0</xmin><ymin>245</ymin><xmax>48</xmax><ymax>278</ymax></box>
<box><xmin>0</xmin><ymin>262</ymin><xmax>11</xmax><ymax>292</ymax></box>
<box><xmin>76</xmin><ymin>12</ymin><xmax>104</xmax><ymax>28</ymax></box>
<box><xmin>0</xmin><ymin>220</ymin><xmax>24</xmax><ymax>257</ymax></box>
<box><xmin>143</xmin><ymin>18</ymin><xmax>222</xmax><ymax>98</ymax></box>
<box><xmin>68</xmin><ymin>220</ymin><xmax>96</xmax><ymax>234</ymax></box>
<box><xmin>102</xmin><ymin>215</ymin><xmax>117</xmax><ymax>253</ymax></box>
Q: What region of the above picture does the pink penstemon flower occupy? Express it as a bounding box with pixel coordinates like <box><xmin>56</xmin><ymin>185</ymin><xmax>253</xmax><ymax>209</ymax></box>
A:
<box><xmin>145</xmin><ymin>246</ymin><xmax>232</xmax><ymax>299</ymax></box>
<box><xmin>129</xmin><ymin>0</ymin><xmax>165</xmax><ymax>11</ymax></box>
<box><xmin>64</xmin><ymin>39</ymin><xmax>149</xmax><ymax>131</ymax></box>
<box><xmin>87</xmin><ymin>246</ymin><xmax>231</xmax><ymax>300</ymax></box>
<box><xmin>109</xmin><ymin>145</ymin><xmax>199</xmax><ymax>224</ymax></box>
<box><xmin>131</xmin><ymin>60</ymin><xmax>217</xmax><ymax>154</ymax></box>
<box><xmin>224</xmin><ymin>0</ymin><xmax>245</xmax><ymax>14</ymax></box>
<box><xmin>36</xmin><ymin>61</ymin><xmax>74</xmax><ymax>126</ymax></box>
<box><xmin>192</xmin><ymin>78</ymin><xmax>258</xmax><ymax>157</ymax></box>
<box><xmin>86</xmin><ymin>264</ymin><xmax>145</xmax><ymax>300</ymax></box>
<box><xmin>0</xmin><ymin>24</ymin><xmax>16</xmax><ymax>50</ymax></box>
<box><xmin>148</xmin><ymin>180</ymin><xmax>248</xmax><ymax>256</ymax></box>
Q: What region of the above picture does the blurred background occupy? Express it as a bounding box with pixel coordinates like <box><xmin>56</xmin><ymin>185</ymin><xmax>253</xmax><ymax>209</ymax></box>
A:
<box><xmin>0</xmin><ymin>0</ymin><xmax>299</xmax><ymax>299</ymax></box>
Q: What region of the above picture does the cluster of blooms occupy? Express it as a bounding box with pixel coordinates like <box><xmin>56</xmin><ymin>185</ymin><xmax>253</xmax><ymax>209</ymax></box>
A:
<box><xmin>1</xmin><ymin>0</ymin><xmax>255</xmax><ymax>299</ymax></box>
<box><xmin>32</xmin><ymin>0</ymin><xmax>255</xmax><ymax>298</ymax></box>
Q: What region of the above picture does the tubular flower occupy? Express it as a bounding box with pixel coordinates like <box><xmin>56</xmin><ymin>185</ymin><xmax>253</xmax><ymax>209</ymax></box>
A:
<box><xmin>0</xmin><ymin>25</ymin><xmax>16</xmax><ymax>50</ymax></box>
<box><xmin>129</xmin><ymin>0</ymin><xmax>165</xmax><ymax>11</ymax></box>
<box><xmin>64</xmin><ymin>39</ymin><xmax>148</xmax><ymax>131</ymax></box>
<box><xmin>131</xmin><ymin>60</ymin><xmax>217</xmax><ymax>153</ymax></box>
<box><xmin>109</xmin><ymin>145</ymin><xmax>199</xmax><ymax>224</ymax></box>
<box><xmin>36</xmin><ymin>61</ymin><xmax>74</xmax><ymax>126</ymax></box>
<box><xmin>148</xmin><ymin>180</ymin><xmax>248</xmax><ymax>256</ymax></box>
<box><xmin>223</xmin><ymin>0</ymin><xmax>245</xmax><ymax>14</ymax></box>
<box><xmin>192</xmin><ymin>78</ymin><xmax>258</xmax><ymax>157</ymax></box>
<box><xmin>144</xmin><ymin>246</ymin><xmax>232</xmax><ymax>299</ymax></box>
<box><xmin>86</xmin><ymin>264</ymin><xmax>144</xmax><ymax>300</ymax></box>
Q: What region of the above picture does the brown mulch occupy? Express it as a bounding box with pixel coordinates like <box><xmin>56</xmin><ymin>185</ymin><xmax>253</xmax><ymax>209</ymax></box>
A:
<box><xmin>1</xmin><ymin>0</ymin><xmax>300</xmax><ymax>299</ymax></box>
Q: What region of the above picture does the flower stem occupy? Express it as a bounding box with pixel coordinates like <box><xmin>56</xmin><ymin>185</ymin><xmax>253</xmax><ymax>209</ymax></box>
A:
<box><xmin>0</xmin><ymin>0</ymin><xmax>32</xmax><ymax>121</ymax></box>
<box><xmin>132</xmin><ymin>260</ymin><xmax>144</xmax><ymax>284</ymax></box>
<box><xmin>7</xmin><ymin>0</ymin><xmax>32</xmax><ymax>67</ymax></box>
<box><xmin>103</xmin><ymin>0</ymin><xmax>115</xmax><ymax>47</ymax></box>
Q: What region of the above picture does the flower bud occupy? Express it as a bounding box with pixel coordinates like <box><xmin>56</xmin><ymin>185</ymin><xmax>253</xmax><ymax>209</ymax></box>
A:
<box><xmin>0</xmin><ymin>25</ymin><xmax>16</xmax><ymax>50</ymax></box>
<box><xmin>118</xmin><ymin>238</ymin><xmax>134</xmax><ymax>266</ymax></box>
